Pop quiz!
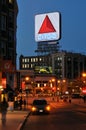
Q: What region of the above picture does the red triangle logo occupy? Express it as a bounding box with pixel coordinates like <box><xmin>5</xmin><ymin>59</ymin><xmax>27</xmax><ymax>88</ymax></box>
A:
<box><xmin>38</xmin><ymin>15</ymin><xmax>56</xmax><ymax>34</ymax></box>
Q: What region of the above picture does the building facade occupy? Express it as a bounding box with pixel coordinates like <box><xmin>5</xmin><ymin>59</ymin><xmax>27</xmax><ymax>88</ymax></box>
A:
<box><xmin>19</xmin><ymin>51</ymin><xmax>86</xmax><ymax>80</ymax></box>
<box><xmin>19</xmin><ymin>51</ymin><xmax>86</xmax><ymax>95</ymax></box>
<box><xmin>52</xmin><ymin>51</ymin><xmax>86</xmax><ymax>79</ymax></box>
<box><xmin>0</xmin><ymin>0</ymin><xmax>18</xmax><ymax>90</ymax></box>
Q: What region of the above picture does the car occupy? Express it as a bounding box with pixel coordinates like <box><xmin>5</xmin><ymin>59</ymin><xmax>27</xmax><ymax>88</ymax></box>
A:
<box><xmin>31</xmin><ymin>99</ymin><xmax>50</xmax><ymax>114</ymax></box>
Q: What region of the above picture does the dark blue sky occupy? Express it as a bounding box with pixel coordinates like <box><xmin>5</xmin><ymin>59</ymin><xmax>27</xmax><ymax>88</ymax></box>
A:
<box><xmin>17</xmin><ymin>0</ymin><xmax>86</xmax><ymax>60</ymax></box>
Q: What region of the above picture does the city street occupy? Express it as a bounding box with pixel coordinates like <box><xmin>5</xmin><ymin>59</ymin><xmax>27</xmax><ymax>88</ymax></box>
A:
<box><xmin>22</xmin><ymin>98</ymin><xmax>86</xmax><ymax>130</ymax></box>
<box><xmin>0</xmin><ymin>97</ymin><xmax>86</xmax><ymax>130</ymax></box>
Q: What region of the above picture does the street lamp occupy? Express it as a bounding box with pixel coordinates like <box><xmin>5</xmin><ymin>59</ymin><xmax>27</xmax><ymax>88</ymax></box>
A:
<box><xmin>25</xmin><ymin>77</ymin><xmax>29</xmax><ymax>81</ymax></box>
<box><xmin>0</xmin><ymin>85</ymin><xmax>3</xmax><ymax>102</ymax></box>
<box><xmin>82</xmin><ymin>73</ymin><xmax>86</xmax><ymax>77</ymax></box>
<box><xmin>57</xmin><ymin>79</ymin><xmax>66</xmax><ymax>95</ymax></box>
<box><xmin>82</xmin><ymin>72</ymin><xmax>86</xmax><ymax>86</ymax></box>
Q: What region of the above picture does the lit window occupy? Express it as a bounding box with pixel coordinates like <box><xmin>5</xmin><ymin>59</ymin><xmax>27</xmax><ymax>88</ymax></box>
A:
<box><xmin>31</xmin><ymin>64</ymin><xmax>33</xmax><ymax>68</ymax></box>
<box><xmin>25</xmin><ymin>58</ymin><xmax>28</xmax><ymax>63</ymax></box>
<box><xmin>31</xmin><ymin>58</ymin><xmax>34</xmax><ymax>62</ymax></box>
<box><xmin>25</xmin><ymin>64</ymin><xmax>27</xmax><ymax>68</ymax></box>
<box><xmin>9</xmin><ymin>0</ymin><xmax>13</xmax><ymax>3</ymax></box>
<box><xmin>22</xmin><ymin>59</ymin><xmax>24</xmax><ymax>63</ymax></box>
<box><xmin>36</xmin><ymin>58</ymin><xmax>38</xmax><ymax>62</ymax></box>
<box><xmin>39</xmin><ymin>58</ymin><xmax>42</xmax><ymax>61</ymax></box>
<box><xmin>60</xmin><ymin>57</ymin><xmax>62</xmax><ymax>60</ymax></box>
<box><xmin>33</xmin><ymin>58</ymin><xmax>36</xmax><ymax>62</ymax></box>
<box><xmin>22</xmin><ymin>64</ymin><xmax>25</xmax><ymax>68</ymax></box>
<box><xmin>27</xmin><ymin>64</ymin><xmax>29</xmax><ymax>68</ymax></box>
<box><xmin>27</xmin><ymin>58</ymin><xmax>29</xmax><ymax>62</ymax></box>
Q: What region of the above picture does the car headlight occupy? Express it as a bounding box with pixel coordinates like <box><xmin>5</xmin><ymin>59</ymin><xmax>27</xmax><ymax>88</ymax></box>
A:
<box><xmin>46</xmin><ymin>105</ymin><xmax>50</xmax><ymax>111</ymax></box>
<box><xmin>32</xmin><ymin>106</ymin><xmax>37</xmax><ymax>112</ymax></box>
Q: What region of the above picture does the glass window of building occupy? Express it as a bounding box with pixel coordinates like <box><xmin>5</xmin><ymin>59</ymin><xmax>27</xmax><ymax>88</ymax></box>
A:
<box><xmin>57</xmin><ymin>57</ymin><xmax>62</xmax><ymax>61</ymax></box>
<box><xmin>9</xmin><ymin>0</ymin><xmax>13</xmax><ymax>3</ymax></box>
<box><xmin>22</xmin><ymin>59</ymin><xmax>25</xmax><ymax>63</ymax></box>
<box><xmin>58</xmin><ymin>57</ymin><xmax>59</xmax><ymax>60</ymax></box>
<box><xmin>24</xmin><ymin>58</ymin><xmax>27</xmax><ymax>63</ymax></box>
<box><xmin>22</xmin><ymin>64</ymin><xmax>24</xmax><ymax>68</ymax></box>
<box><xmin>39</xmin><ymin>58</ymin><xmax>42</xmax><ymax>61</ymax></box>
<box><xmin>31</xmin><ymin>64</ymin><xmax>33</xmax><ymax>68</ymax></box>
<box><xmin>27</xmin><ymin>64</ymin><xmax>29</xmax><ymax>68</ymax></box>
<box><xmin>1</xmin><ymin>0</ymin><xmax>6</xmax><ymax>4</ymax></box>
<box><xmin>25</xmin><ymin>64</ymin><xmax>27</xmax><ymax>68</ymax></box>
<box><xmin>8</xmin><ymin>49</ymin><xmax>13</xmax><ymax>59</ymax></box>
<box><xmin>31</xmin><ymin>58</ymin><xmax>33</xmax><ymax>62</ymax></box>
<box><xmin>1</xmin><ymin>15</ymin><xmax>6</xmax><ymax>31</ymax></box>
<box><xmin>33</xmin><ymin>58</ymin><xmax>36</xmax><ymax>62</ymax></box>
<box><xmin>9</xmin><ymin>31</ymin><xmax>14</xmax><ymax>42</ymax></box>
<box><xmin>36</xmin><ymin>58</ymin><xmax>38</xmax><ymax>62</ymax></box>
<box><xmin>67</xmin><ymin>57</ymin><xmax>71</xmax><ymax>61</ymax></box>
<box><xmin>0</xmin><ymin>41</ymin><xmax>6</xmax><ymax>56</ymax></box>
<box><xmin>31</xmin><ymin>58</ymin><xmax>36</xmax><ymax>62</ymax></box>
<box><xmin>9</xmin><ymin>11</ymin><xmax>14</xmax><ymax>23</ymax></box>
<box><xmin>27</xmin><ymin>58</ymin><xmax>29</xmax><ymax>62</ymax></box>
<box><xmin>60</xmin><ymin>57</ymin><xmax>62</xmax><ymax>60</ymax></box>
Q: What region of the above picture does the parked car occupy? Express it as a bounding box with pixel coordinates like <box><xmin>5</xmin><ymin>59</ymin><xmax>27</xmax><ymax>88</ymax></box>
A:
<box><xmin>31</xmin><ymin>99</ymin><xmax>50</xmax><ymax>114</ymax></box>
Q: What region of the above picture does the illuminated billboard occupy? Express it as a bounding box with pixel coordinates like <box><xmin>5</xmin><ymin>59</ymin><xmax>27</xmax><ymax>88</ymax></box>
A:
<box><xmin>34</xmin><ymin>66</ymin><xmax>52</xmax><ymax>74</ymax></box>
<box><xmin>35</xmin><ymin>12</ymin><xmax>61</xmax><ymax>42</ymax></box>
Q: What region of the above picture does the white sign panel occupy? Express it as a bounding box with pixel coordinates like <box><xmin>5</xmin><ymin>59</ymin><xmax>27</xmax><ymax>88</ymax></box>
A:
<box><xmin>35</xmin><ymin>12</ymin><xmax>61</xmax><ymax>42</ymax></box>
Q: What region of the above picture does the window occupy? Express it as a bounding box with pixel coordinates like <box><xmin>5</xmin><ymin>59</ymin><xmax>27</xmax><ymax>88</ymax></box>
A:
<box><xmin>39</xmin><ymin>58</ymin><xmax>42</xmax><ymax>61</ymax></box>
<box><xmin>9</xmin><ymin>0</ymin><xmax>13</xmax><ymax>3</ymax></box>
<box><xmin>31</xmin><ymin>58</ymin><xmax>32</xmax><ymax>62</ymax></box>
<box><xmin>22</xmin><ymin>64</ymin><xmax>25</xmax><ymax>68</ymax></box>
<box><xmin>27</xmin><ymin>58</ymin><xmax>29</xmax><ymax>62</ymax></box>
<box><xmin>22</xmin><ymin>59</ymin><xmax>25</xmax><ymax>63</ymax></box>
<box><xmin>36</xmin><ymin>58</ymin><xmax>38</xmax><ymax>62</ymax></box>
<box><xmin>9</xmin><ymin>11</ymin><xmax>14</xmax><ymax>24</ymax></box>
<box><xmin>0</xmin><ymin>41</ymin><xmax>6</xmax><ymax>56</ymax></box>
<box><xmin>9</xmin><ymin>31</ymin><xmax>14</xmax><ymax>42</ymax></box>
<box><xmin>31</xmin><ymin>64</ymin><xmax>33</xmax><ymax>68</ymax></box>
<box><xmin>1</xmin><ymin>15</ymin><xmax>6</xmax><ymax>31</ymax></box>
<box><xmin>1</xmin><ymin>0</ymin><xmax>6</xmax><ymax>4</ymax></box>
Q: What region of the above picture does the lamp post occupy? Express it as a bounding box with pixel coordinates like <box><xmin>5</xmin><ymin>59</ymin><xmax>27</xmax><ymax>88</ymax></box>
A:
<box><xmin>82</xmin><ymin>73</ymin><xmax>86</xmax><ymax>85</ymax></box>
<box><xmin>57</xmin><ymin>79</ymin><xmax>66</xmax><ymax>95</ymax></box>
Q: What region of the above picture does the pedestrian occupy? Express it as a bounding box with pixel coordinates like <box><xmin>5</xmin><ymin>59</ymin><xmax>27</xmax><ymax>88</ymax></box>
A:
<box><xmin>83</xmin><ymin>96</ymin><xmax>86</xmax><ymax>103</ymax></box>
<box><xmin>0</xmin><ymin>97</ymin><xmax>8</xmax><ymax>125</ymax></box>
<box><xmin>19</xmin><ymin>97</ymin><xmax>23</xmax><ymax>110</ymax></box>
<box><xmin>23</xmin><ymin>99</ymin><xmax>26</xmax><ymax>110</ymax></box>
<box><xmin>69</xmin><ymin>98</ymin><xmax>71</xmax><ymax>103</ymax></box>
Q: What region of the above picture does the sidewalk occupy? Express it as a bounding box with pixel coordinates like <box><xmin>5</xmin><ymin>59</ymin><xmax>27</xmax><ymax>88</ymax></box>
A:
<box><xmin>0</xmin><ymin>109</ymin><xmax>30</xmax><ymax>130</ymax></box>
